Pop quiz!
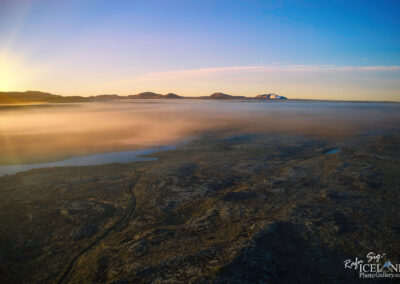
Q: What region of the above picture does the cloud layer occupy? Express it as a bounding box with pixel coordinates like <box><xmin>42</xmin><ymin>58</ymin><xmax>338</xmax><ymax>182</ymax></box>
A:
<box><xmin>136</xmin><ymin>65</ymin><xmax>400</xmax><ymax>81</ymax></box>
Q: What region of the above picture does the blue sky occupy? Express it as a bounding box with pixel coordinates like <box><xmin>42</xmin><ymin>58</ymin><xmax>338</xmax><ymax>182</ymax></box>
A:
<box><xmin>1</xmin><ymin>0</ymin><xmax>400</xmax><ymax>100</ymax></box>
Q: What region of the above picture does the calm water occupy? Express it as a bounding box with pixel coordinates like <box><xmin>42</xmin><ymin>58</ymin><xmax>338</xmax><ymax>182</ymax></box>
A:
<box><xmin>325</xmin><ymin>148</ymin><xmax>340</xmax><ymax>154</ymax></box>
<box><xmin>0</xmin><ymin>99</ymin><xmax>399</xmax><ymax>176</ymax></box>
<box><xmin>0</xmin><ymin>146</ymin><xmax>174</xmax><ymax>176</ymax></box>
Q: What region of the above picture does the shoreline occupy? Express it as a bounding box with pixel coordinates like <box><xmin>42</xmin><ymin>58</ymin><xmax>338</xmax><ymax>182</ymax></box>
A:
<box><xmin>0</xmin><ymin>145</ymin><xmax>173</xmax><ymax>177</ymax></box>
<box><xmin>0</xmin><ymin>137</ymin><xmax>194</xmax><ymax>177</ymax></box>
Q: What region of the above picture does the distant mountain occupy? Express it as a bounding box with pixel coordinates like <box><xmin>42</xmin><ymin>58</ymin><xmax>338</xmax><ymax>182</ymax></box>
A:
<box><xmin>208</xmin><ymin>93</ymin><xmax>246</xmax><ymax>99</ymax></box>
<box><xmin>165</xmin><ymin>93</ymin><xmax>183</xmax><ymax>99</ymax></box>
<box><xmin>255</xmin><ymin>93</ymin><xmax>287</xmax><ymax>100</ymax></box>
<box><xmin>128</xmin><ymin>92</ymin><xmax>183</xmax><ymax>99</ymax></box>
<box><xmin>0</xmin><ymin>90</ymin><xmax>289</xmax><ymax>104</ymax></box>
<box><xmin>0</xmin><ymin>91</ymin><xmax>88</xmax><ymax>104</ymax></box>
<box><xmin>93</xmin><ymin>94</ymin><xmax>120</xmax><ymax>99</ymax></box>
<box><xmin>128</xmin><ymin>92</ymin><xmax>164</xmax><ymax>99</ymax></box>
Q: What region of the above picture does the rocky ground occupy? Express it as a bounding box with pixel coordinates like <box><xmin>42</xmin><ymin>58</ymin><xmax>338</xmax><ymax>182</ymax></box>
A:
<box><xmin>0</xmin><ymin>133</ymin><xmax>399</xmax><ymax>283</ymax></box>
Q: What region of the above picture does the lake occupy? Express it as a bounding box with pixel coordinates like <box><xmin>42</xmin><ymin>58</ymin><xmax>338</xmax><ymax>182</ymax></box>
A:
<box><xmin>0</xmin><ymin>99</ymin><xmax>399</xmax><ymax>175</ymax></box>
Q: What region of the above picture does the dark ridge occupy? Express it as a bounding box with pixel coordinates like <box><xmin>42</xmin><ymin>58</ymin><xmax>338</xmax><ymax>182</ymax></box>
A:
<box><xmin>0</xmin><ymin>91</ymin><xmax>88</xmax><ymax>104</ymax></box>
<box><xmin>208</xmin><ymin>92</ymin><xmax>245</xmax><ymax>99</ymax></box>
<box><xmin>93</xmin><ymin>94</ymin><xmax>120</xmax><ymax>99</ymax></box>
<box><xmin>128</xmin><ymin>92</ymin><xmax>164</xmax><ymax>99</ymax></box>
<box><xmin>0</xmin><ymin>90</ymin><xmax>291</xmax><ymax>104</ymax></box>
<box><xmin>164</xmin><ymin>93</ymin><xmax>183</xmax><ymax>99</ymax></box>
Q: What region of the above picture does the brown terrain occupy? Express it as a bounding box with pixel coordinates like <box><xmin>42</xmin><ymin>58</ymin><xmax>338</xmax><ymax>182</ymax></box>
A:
<box><xmin>0</xmin><ymin>132</ymin><xmax>399</xmax><ymax>283</ymax></box>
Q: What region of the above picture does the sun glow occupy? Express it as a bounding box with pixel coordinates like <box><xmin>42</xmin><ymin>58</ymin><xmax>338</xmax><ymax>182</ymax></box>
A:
<box><xmin>0</xmin><ymin>55</ymin><xmax>20</xmax><ymax>91</ymax></box>
<box><xmin>0</xmin><ymin>53</ymin><xmax>34</xmax><ymax>91</ymax></box>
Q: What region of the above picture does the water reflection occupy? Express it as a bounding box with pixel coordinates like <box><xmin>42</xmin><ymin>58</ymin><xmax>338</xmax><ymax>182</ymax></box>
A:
<box><xmin>0</xmin><ymin>146</ymin><xmax>174</xmax><ymax>176</ymax></box>
<box><xmin>0</xmin><ymin>99</ymin><xmax>399</xmax><ymax>166</ymax></box>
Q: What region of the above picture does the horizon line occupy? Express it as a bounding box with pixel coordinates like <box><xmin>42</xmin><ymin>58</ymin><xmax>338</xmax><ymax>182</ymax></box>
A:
<box><xmin>1</xmin><ymin>89</ymin><xmax>400</xmax><ymax>103</ymax></box>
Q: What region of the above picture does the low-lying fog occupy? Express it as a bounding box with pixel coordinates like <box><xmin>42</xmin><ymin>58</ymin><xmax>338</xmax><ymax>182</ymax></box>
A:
<box><xmin>1</xmin><ymin>99</ymin><xmax>399</xmax><ymax>165</ymax></box>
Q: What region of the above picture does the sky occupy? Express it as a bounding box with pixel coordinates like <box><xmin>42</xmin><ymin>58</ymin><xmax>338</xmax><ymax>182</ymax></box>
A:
<box><xmin>0</xmin><ymin>0</ymin><xmax>400</xmax><ymax>101</ymax></box>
